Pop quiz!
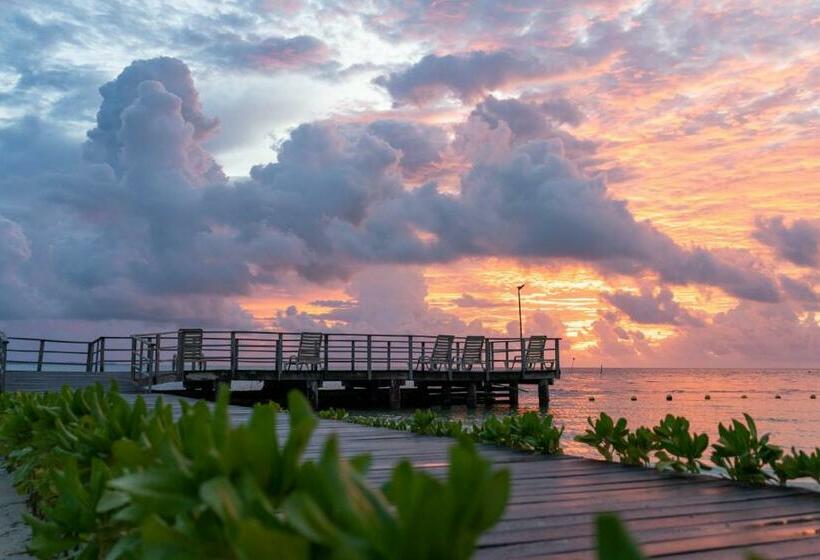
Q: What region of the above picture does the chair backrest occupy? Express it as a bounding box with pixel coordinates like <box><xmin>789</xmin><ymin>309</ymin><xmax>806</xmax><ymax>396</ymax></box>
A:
<box><xmin>179</xmin><ymin>329</ymin><xmax>204</xmax><ymax>359</ymax></box>
<box><xmin>431</xmin><ymin>334</ymin><xmax>455</xmax><ymax>363</ymax></box>
<box><xmin>461</xmin><ymin>335</ymin><xmax>485</xmax><ymax>364</ymax></box>
<box><xmin>297</xmin><ymin>332</ymin><xmax>323</xmax><ymax>362</ymax></box>
<box><xmin>525</xmin><ymin>335</ymin><xmax>547</xmax><ymax>361</ymax></box>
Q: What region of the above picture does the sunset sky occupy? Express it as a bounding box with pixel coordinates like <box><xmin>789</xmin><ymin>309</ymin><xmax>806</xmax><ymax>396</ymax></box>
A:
<box><xmin>0</xmin><ymin>1</ymin><xmax>818</xmax><ymax>366</ymax></box>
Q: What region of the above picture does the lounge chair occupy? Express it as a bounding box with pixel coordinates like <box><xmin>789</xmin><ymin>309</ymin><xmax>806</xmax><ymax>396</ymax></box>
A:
<box><xmin>286</xmin><ymin>332</ymin><xmax>323</xmax><ymax>371</ymax></box>
<box><xmin>416</xmin><ymin>334</ymin><xmax>455</xmax><ymax>371</ymax></box>
<box><xmin>174</xmin><ymin>328</ymin><xmax>206</xmax><ymax>371</ymax></box>
<box><xmin>459</xmin><ymin>335</ymin><xmax>485</xmax><ymax>371</ymax></box>
<box><xmin>513</xmin><ymin>335</ymin><xmax>552</xmax><ymax>371</ymax></box>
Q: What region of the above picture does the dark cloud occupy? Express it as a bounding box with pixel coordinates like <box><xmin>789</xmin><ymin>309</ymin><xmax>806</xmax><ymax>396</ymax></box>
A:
<box><xmin>779</xmin><ymin>275</ymin><xmax>819</xmax><ymax>310</ymax></box>
<box><xmin>604</xmin><ymin>287</ymin><xmax>705</xmax><ymax>326</ymax></box>
<box><xmin>374</xmin><ymin>50</ymin><xmax>575</xmax><ymax>105</ymax></box>
<box><xmin>754</xmin><ymin>216</ymin><xmax>820</xmax><ymax>268</ymax></box>
<box><xmin>366</xmin><ymin>120</ymin><xmax>448</xmax><ymax>175</ymax></box>
<box><xmin>201</xmin><ymin>34</ymin><xmax>333</xmax><ymax>71</ymax></box>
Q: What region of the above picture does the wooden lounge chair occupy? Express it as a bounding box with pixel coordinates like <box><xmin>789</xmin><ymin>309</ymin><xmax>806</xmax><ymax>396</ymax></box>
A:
<box><xmin>513</xmin><ymin>335</ymin><xmax>552</xmax><ymax>371</ymax></box>
<box><xmin>286</xmin><ymin>332</ymin><xmax>323</xmax><ymax>371</ymax></box>
<box><xmin>175</xmin><ymin>328</ymin><xmax>206</xmax><ymax>372</ymax></box>
<box><xmin>416</xmin><ymin>334</ymin><xmax>455</xmax><ymax>371</ymax></box>
<box><xmin>459</xmin><ymin>335</ymin><xmax>485</xmax><ymax>371</ymax></box>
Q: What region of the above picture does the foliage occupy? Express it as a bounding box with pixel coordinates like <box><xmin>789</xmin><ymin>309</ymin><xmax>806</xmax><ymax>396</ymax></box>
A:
<box><xmin>652</xmin><ymin>415</ymin><xmax>710</xmax><ymax>474</ymax></box>
<box><xmin>473</xmin><ymin>412</ymin><xmax>563</xmax><ymax>455</ymax></box>
<box><xmin>773</xmin><ymin>448</ymin><xmax>820</xmax><ymax>485</ymax></box>
<box><xmin>574</xmin><ymin>413</ymin><xmax>631</xmax><ymax>463</ymax></box>
<box><xmin>711</xmin><ymin>413</ymin><xmax>783</xmax><ymax>484</ymax></box>
<box><xmin>0</xmin><ymin>385</ymin><xmax>510</xmax><ymax>559</ymax></box>
<box><xmin>595</xmin><ymin>513</ymin><xmax>645</xmax><ymax>560</ymax></box>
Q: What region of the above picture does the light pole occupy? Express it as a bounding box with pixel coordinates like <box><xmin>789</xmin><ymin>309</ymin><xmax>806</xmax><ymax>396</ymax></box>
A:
<box><xmin>517</xmin><ymin>283</ymin><xmax>525</xmax><ymax>365</ymax></box>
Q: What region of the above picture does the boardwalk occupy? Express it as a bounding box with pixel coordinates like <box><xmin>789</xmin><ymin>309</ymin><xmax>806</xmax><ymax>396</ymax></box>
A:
<box><xmin>133</xmin><ymin>394</ymin><xmax>820</xmax><ymax>559</ymax></box>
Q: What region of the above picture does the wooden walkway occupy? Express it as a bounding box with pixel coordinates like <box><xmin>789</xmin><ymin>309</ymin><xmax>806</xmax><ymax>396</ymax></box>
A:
<box><xmin>134</xmin><ymin>394</ymin><xmax>820</xmax><ymax>559</ymax></box>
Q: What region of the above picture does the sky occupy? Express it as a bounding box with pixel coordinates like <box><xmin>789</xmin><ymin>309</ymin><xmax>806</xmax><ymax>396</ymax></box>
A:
<box><xmin>0</xmin><ymin>0</ymin><xmax>818</xmax><ymax>367</ymax></box>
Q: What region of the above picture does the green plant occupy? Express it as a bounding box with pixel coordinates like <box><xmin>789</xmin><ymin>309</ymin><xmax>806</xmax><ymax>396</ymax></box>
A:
<box><xmin>317</xmin><ymin>407</ymin><xmax>348</xmax><ymax>420</ymax></box>
<box><xmin>575</xmin><ymin>413</ymin><xmax>630</xmax><ymax>463</ymax></box>
<box><xmin>474</xmin><ymin>412</ymin><xmax>563</xmax><ymax>454</ymax></box>
<box><xmin>652</xmin><ymin>415</ymin><xmax>710</xmax><ymax>473</ymax></box>
<box><xmin>595</xmin><ymin>513</ymin><xmax>645</xmax><ymax>560</ymax></box>
<box><xmin>0</xmin><ymin>384</ymin><xmax>510</xmax><ymax>559</ymax></box>
<box><xmin>774</xmin><ymin>447</ymin><xmax>820</xmax><ymax>485</ymax></box>
<box><xmin>711</xmin><ymin>413</ymin><xmax>783</xmax><ymax>484</ymax></box>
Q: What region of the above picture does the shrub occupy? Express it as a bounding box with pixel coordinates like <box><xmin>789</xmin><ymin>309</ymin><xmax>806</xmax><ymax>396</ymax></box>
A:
<box><xmin>711</xmin><ymin>413</ymin><xmax>783</xmax><ymax>484</ymax></box>
<box><xmin>0</xmin><ymin>385</ymin><xmax>510</xmax><ymax>559</ymax></box>
<box><xmin>474</xmin><ymin>412</ymin><xmax>563</xmax><ymax>455</ymax></box>
<box><xmin>652</xmin><ymin>415</ymin><xmax>710</xmax><ymax>474</ymax></box>
<box><xmin>574</xmin><ymin>413</ymin><xmax>630</xmax><ymax>463</ymax></box>
<box><xmin>774</xmin><ymin>448</ymin><xmax>820</xmax><ymax>485</ymax></box>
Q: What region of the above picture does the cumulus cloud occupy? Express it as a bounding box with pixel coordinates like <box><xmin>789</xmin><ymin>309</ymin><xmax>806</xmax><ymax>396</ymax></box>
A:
<box><xmin>453</xmin><ymin>294</ymin><xmax>502</xmax><ymax>308</ymax></box>
<box><xmin>754</xmin><ymin>216</ymin><xmax>820</xmax><ymax>268</ymax></box>
<box><xmin>604</xmin><ymin>287</ymin><xmax>705</xmax><ymax>326</ymax></box>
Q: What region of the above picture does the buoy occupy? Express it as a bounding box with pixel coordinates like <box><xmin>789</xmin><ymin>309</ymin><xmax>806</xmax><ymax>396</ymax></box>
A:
<box><xmin>630</xmin><ymin>396</ymin><xmax>637</xmax><ymax>401</ymax></box>
<box><xmin>666</xmin><ymin>394</ymin><xmax>673</xmax><ymax>401</ymax></box>
<box><xmin>811</xmin><ymin>394</ymin><xmax>817</xmax><ymax>399</ymax></box>
<box><xmin>588</xmin><ymin>396</ymin><xmax>595</xmax><ymax>401</ymax></box>
<box><xmin>741</xmin><ymin>395</ymin><xmax>748</xmax><ymax>399</ymax></box>
<box><xmin>704</xmin><ymin>394</ymin><xmax>711</xmax><ymax>400</ymax></box>
<box><xmin>775</xmin><ymin>395</ymin><xmax>782</xmax><ymax>399</ymax></box>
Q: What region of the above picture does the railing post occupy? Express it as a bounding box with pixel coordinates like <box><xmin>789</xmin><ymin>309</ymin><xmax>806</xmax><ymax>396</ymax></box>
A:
<box><xmin>555</xmin><ymin>338</ymin><xmax>560</xmax><ymax>373</ymax></box>
<box><xmin>154</xmin><ymin>334</ymin><xmax>161</xmax><ymax>373</ymax></box>
<box><xmin>86</xmin><ymin>341</ymin><xmax>93</xmax><ymax>373</ymax></box>
<box><xmin>36</xmin><ymin>339</ymin><xmax>45</xmax><ymax>372</ymax></box>
<box><xmin>99</xmin><ymin>337</ymin><xmax>106</xmax><ymax>373</ymax></box>
<box><xmin>366</xmin><ymin>335</ymin><xmax>372</xmax><ymax>380</ymax></box>
<box><xmin>485</xmin><ymin>341</ymin><xmax>492</xmax><ymax>382</ymax></box>
<box><xmin>387</xmin><ymin>340</ymin><xmax>392</xmax><ymax>371</ymax></box>
<box><xmin>351</xmin><ymin>340</ymin><xmax>356</xmax><ymax>371</ymax></box>
<box><xmin>130</xmin><ymin>337</ymin><xmax>137</xmax><ymax>378</ymax></box>
<box><xmin>0</xmin><ymin>331</ymin><xmax>7</xmax><ymax>393</ymax></box>
<box><xmin>276</xmin><ymin>333</ymin><xmax>283</xmax><ymax>380</ymax></box>
<box><xmin>323</xmin><ymin>334</ymin><xmax>329</xmax><ymax>372</ymax></box>
<box><xmin>175</xmin><ymin>330</ymin><xmax>184</xmax><ymax>381</ymax></box>
<box><xmin>230</xmin><ymin>332</ymin><xmax>238</xmax><ymax>377</ymax></box>
<box><xmin>407</xmin><ymin>335</ymin><xmax>413</xmax><ymax>379</ymax></box>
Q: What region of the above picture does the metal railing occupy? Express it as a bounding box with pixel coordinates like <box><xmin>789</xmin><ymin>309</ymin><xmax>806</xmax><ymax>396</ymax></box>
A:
<box><xmin>130</xmin><ymin>330</ymin><xmax>561</xmax><ymax>382</ymax></box>
<box><xmin>0</xmin><ymin>331</ymin><xmax>7</xmax><ymax>392</ymax></box>
<box><xmin>2</xmin><ymin>329</ymin><xmax>561</xmax><ymax>383</ymax></box>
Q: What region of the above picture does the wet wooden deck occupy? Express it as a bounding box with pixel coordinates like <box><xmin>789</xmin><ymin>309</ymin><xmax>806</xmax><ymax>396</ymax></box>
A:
<box><xmin>135</xmin><ymin>394</ymin><xmax>820</xmax><ymax>559</ymax></box>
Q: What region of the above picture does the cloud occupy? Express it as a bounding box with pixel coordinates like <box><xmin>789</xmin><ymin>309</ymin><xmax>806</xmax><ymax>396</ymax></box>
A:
<box><xmin>754</xmin><ymin>216</ymin><xmax>820</xmax><ymax>268</ymax></box>
<box><xmin>453</xmin><ymin>294</ymin><xmax>502</xmax><ymax>308</ymax></box>
<box><xmin>84</xmin><ymin>57</ymin><xmax>220</xmax><ymax>176</ymax></box>
<box><xmin>201</xmin><ymin>34</ymin><xmax>333</xmax><ymax>72</ymax></box>
<box><xmin>275</xmin><ymin>267</ymin><xmax>484</xmax><ymax>334</ymax></box>
<box><xmin>604</xmin><ymin>287</ymin><xmax>705</xmax><ymax>326</ymax></box>
<box><xmin>374</xmin><ymin>50</ymin><xmax>576</xmax><ymax>105</ymax></box>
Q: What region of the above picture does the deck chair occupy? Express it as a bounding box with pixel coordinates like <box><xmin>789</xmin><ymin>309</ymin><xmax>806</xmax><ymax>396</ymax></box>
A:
<box><xmin>512</xmin><ymin>335</ymin><xmax>552</xmax><ymax>371</ymax></box>
<box><xmin>286</xmin><ymin>332</ymin><xmax>323</xmax><ymax>371</ymax></box>
<box><xmin>459</xmin><ymin>335</ymin><xmax>485</xmax><ymax>371</ymax></box>
<box><xmin>416</xmin><ymin>334</ymin><xmax>455</xmax><ymax>371</ymax></box>
<box><xmin>174</xmin><ymin>328</ymin><xmax>206</xmax><ymax>371</ymax></box>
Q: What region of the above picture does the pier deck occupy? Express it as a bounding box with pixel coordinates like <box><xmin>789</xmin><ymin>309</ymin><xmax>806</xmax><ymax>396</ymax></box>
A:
<box><xmin>137</xmin><ymin>394</ymin><xmax>820</xmax><ymax>559</ymax></box>
<box><xmin>1</xmin><ymin>330</ymin><xmax>562</xmax><ymax>408</ymax></box>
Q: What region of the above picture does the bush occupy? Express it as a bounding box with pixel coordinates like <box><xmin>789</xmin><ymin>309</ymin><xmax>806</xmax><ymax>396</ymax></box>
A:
<box><xmin>774</xmin><ymin>448</ymin><xmax>820</xmax><ymax>486</ymax></box>
<box><xmin>711</xmin><ymin>413</ymin><xmax>783</xmax><ymax>484</ymax></box>
<box><xmin>0</xmin><ymin>385</ymin><xmax>510</xmax><ymax>559</ymax></box>
<box><xmin>652</xmin><ymin>415</ymin><xmax>710</xmax><ymax>474</ymax></box>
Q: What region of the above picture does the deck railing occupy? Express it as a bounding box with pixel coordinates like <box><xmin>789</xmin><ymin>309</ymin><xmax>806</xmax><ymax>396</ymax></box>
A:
<box><xmin>0</xmin><ymin>331</ymin><xmax>7</xmax><ymax>392</ymax></box>
<box><xmin>3</xmin><ymin>330</ymin><xmax>560</xmax><ymax>382</ymax></box>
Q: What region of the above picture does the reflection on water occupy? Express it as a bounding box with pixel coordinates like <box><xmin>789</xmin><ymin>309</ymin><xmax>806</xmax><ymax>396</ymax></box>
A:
<box><xmin>364</xmin><ymin>369</ymin><xmax>820</xmax><ymax>460</ymax></box>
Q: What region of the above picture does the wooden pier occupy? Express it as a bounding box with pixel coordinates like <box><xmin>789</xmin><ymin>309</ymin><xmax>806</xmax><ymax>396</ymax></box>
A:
<box><xmin>134</xmin><ymin>394</ymin><xmax>820</xmax><ymax>559</ymax></box>
<box><xmin>0</xmin><ymin>329</ymin><xmax>561</xmax><ymax>409</ymax></box>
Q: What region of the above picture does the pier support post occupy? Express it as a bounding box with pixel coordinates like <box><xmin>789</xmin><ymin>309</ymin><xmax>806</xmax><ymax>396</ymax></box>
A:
<box><xmin>442</xmin><ymin>383</ymin><xmax>452</xmax><ymax>406</ymax></box>
<box><xmin>306</xmin><ymin>381</ymin><xmax>320</xmax><ymax>410</ymax></box>
<box><xmin>389</xmin><ymin>380</ymin><xmax>401</xmax><ymax>410</ymax></box>
<box><xmin>417</xmin><ymin>381</ymin><xmax>428</xmax><ymax>400</ymax></box>
<box><xmin>466</xmin><ymin>382</ymin><xmax>477</xmax><ymax>409</ymax></box>
<box><xmin>368</xmin><ymin>382</ymin><xmax>380</xmax><ymax>404</ymax></box>
<box><xmin>509</xmin><ymin>383</ymin><xmax>519</xmax><ymax>408</ymax></box>
<box><xmin>537</xmin><ymin>380</ymin><xmax>549</xmax><ymax>409</ymax></box>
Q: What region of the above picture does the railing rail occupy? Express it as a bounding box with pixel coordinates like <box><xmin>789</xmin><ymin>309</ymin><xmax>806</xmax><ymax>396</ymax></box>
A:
<box><xmin>4</xmin><ymin>330</ymin><xmax>561</xmax><ymax>382</ymax></box>
<box><xmin>0</xmin><ymin>331</ymin><xmax>7</xmax><ymax>392</ymax></box>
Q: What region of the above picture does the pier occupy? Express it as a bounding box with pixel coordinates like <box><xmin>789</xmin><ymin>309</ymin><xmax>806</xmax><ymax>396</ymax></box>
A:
<box><xmin>0</xmin><ymin>329</ymin><xmax>561</xmax><ymax>409</ymax></box>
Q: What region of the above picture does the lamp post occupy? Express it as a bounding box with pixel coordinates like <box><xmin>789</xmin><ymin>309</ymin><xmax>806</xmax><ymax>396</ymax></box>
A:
<box><xmin>517</xmin><ymin>283</ymin><xmax>525</xmax><ymax>367</ymax></box>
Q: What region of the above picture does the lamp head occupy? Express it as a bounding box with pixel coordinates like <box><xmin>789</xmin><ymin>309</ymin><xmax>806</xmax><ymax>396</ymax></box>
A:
<box><xmin>517</xmin><ymin>283</ymin><xmax>526</xmax><ymax>290</ymax></box>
